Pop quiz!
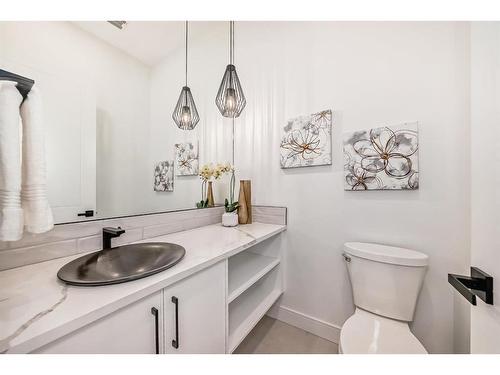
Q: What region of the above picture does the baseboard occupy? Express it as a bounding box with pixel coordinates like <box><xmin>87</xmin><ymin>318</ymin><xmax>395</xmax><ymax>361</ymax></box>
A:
<box><xmin>267</xmin><ymin>305</ymin><xmax>341</xmax><ymax>344</ymax></box>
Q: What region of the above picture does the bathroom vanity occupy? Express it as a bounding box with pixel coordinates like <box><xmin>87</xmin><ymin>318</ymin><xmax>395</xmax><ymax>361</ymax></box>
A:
<box><xmin>0</xmin><ymin>222</ymin><xmax>286</xmax><ymax>354</ymax></box>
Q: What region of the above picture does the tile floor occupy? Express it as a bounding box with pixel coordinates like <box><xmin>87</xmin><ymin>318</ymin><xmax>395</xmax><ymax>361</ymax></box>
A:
<box><xmin>234</xmin><ymin>316</ymin><xmax>339</xmax><ymax>354</ymax></box>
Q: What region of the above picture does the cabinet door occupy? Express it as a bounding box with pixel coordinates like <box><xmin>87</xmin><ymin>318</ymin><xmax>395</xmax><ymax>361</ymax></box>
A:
<box><xmin>35</xmin><ymin>292</ymin><xmax>162</xmax><ymax>354</ymax></box>
<box><xmin>164</xmin><ymin>261</ymin><xmax>226</xmax><ymax>354</ymax></box>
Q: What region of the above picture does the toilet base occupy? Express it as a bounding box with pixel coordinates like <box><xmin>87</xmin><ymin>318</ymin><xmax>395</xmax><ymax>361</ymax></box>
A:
<box><xmin>339</xmin><ymin>308</ymin><xmax>427</xmax><ymax>354</ymax></box>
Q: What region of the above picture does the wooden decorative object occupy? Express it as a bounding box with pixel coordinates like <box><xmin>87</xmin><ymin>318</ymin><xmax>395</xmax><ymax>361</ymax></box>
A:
<box><xmin>207</xmin><ymin>181</ymin><xmax>215</xmax><ymax>207</ymax></box>
<box><xmin>238</xmin><ymin>180</ymin><xmax>252</xmax><ymax>224</ymax></box>
<box><xmin>237</xmin><ymin>181</ymin><xmax>248</xmax><ymax>224</ymax></box>
<box><xmin>242</xmin><ymin>180</ymin><xmax>252</xmax><ymax>224</ymax></box>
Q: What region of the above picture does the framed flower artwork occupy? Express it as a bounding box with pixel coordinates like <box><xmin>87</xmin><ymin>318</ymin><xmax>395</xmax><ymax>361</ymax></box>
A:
<box><xmin>343</xmin><ymin>123</ymin><xmax>419</xmax><ymax>190</ymax></box>
<box><xmin>153</xmin><ymin>161</ymin><xmax>174</xmax><ymax>192</ymax></box>
<box><xmin>280</xmin><ymin>110</ymin><xmax>332</xmax><ymax>169</ymax></box>
<box><xmin>175</xmin><ymin>141</ymin><xmax>199</xmax><ymax>176</ymax></box>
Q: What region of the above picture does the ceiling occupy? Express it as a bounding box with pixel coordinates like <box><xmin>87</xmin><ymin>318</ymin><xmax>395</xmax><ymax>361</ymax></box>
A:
<box><xmin>73</xmin><ymin>21</ymin><xmax>223</xmax><ymax>66</ymax></box>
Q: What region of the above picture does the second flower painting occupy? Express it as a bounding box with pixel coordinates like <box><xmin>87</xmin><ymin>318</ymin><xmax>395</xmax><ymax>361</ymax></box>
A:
<box><xmin>343</xmin><ymin>122</ymin><xmax>419</xmax><ymax>190</ymax></box>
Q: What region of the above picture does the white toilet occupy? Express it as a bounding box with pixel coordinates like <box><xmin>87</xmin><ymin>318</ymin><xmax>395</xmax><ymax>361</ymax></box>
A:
<box><xmin>339</xmin><ymin>242</ymin><xmax>429</xmax><ymax>354</ymax></box>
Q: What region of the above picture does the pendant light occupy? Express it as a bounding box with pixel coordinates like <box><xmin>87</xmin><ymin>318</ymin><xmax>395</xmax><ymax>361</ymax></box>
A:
<box><xmin>215</xmin><ymin>21</ymin><xmax>246</xmax><ymax>118</ymax></box>
<box><xmin>173</xmin><ymin>21</ymin><xmax>199</xmax><ymax>130</ymax></box>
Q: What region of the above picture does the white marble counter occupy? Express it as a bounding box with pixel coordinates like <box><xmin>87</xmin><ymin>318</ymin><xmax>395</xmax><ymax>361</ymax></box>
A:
<box><xmin>0</xmin><ymin>222</ymin><xmax>286</xmax><ymax>354</ymax></box>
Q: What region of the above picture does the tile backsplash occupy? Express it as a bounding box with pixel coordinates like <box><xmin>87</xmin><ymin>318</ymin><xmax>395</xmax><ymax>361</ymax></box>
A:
<box><xmin>0</xmin><ymin>205</ymin><xmax>286</xmax><ymax>271</ymax></box>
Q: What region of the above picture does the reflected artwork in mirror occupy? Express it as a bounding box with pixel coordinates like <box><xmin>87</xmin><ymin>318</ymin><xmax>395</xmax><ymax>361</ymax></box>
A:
<box><xmin>175</xmin><ymin>141</ymin><xmax>199</xmax><ymax>176</ymax></box>
<box><xmin>154</xmin><ymin>161</ymin><xmax>174</xmax><ymax>192</ymax></box>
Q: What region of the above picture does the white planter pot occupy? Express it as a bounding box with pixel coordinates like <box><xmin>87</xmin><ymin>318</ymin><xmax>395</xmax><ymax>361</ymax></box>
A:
<box><xmin>222</xmin><ymin>212</ymin><xmax>238</xmax><ymax>227</ymax></box>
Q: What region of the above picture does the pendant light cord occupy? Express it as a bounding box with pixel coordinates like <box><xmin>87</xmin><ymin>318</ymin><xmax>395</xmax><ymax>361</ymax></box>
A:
<box><xmin>230</xmin><ymin>21</ymin><xmax>235</xmax><ymax>164</ymax></box>
<box><xmin>185</xmin><ymin>21</ymin><xmax>188</xmax><ymax>86</ymax></box>
<box><xmin>229</xmin><ymin>21</ymin><xmax>234</xmax><ymax>65</ymax></box>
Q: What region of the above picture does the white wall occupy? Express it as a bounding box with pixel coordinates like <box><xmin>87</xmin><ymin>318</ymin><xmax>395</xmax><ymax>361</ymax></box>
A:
<box><xmin>470</xmin><ymin>22</ymin><xmax>500</xmax><ymax>354</ymax></box>
<box><xmin>184</xmin><ymin>22</ymin><xmax>471</xmax><ymax>353</ymax></box>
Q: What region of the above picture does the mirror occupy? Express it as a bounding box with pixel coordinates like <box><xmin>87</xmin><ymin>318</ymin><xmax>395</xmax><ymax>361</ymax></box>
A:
<box><xmin>0</xmin><ymin>21</ymin><xmax>235</xmax><ymax>223</ymax></box>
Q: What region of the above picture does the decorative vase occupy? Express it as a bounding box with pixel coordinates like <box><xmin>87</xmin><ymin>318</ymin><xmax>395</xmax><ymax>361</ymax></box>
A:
<box><xmin>222</xmin><ymin>212</ymin><xmax>238</xmax><ymax>227</ymax></box>
<box><xmin>207</xmin><ymin>181</ymin><xmax>215</xmax><ymax>207</ymax></box>
<box><xmin>242</xmin><ymin>180</ymin><xmax>252</xmax><ymax>224</ymax></box>
<box><xmin>238</xmin><ymin>181</ymin><xmax>248</xmax><ymax>224</ymax></box>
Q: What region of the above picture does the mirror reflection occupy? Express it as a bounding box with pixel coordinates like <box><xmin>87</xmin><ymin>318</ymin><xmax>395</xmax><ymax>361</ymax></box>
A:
<box><xmin>0</xmin><ymin>21</ymin><xmax>235</xmax><ymax>224</ymax></box>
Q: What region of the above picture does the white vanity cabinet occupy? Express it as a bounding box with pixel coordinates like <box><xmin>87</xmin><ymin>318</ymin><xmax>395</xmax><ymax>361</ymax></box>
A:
<box><xmin>35</xmin><ymin>291</ymin><xmax>162</xmax><ymax>354</ymax></box>
<box><xmin>35</xmin><ymin>261</ymin><xmax>226</xmax><ymax>354</ymax></box>
<box><xmin>11</xmin><ymin>224</ymin><xmax>287</xmax><ymax>354</ymax></box>
<box><xmin>163</xmin><ymin>261</ymin><xmax>226</xmax><ymax>354</ymax></box>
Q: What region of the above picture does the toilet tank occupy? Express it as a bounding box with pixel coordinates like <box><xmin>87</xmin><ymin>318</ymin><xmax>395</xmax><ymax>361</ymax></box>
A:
<box><xmin>343</xmin><ymin>242</ymin><xmax>428</xmax><ymax>322</ymax></box>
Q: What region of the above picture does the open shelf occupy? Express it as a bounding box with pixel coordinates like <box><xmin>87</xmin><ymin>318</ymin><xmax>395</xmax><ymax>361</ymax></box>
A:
<box><xmin>228</xmin><ymin>251</ymin><xmax>280</xmax><ymax>303</ymax></box>
<box><xmin>228</xmin><ymin>266</ymin><xmax>283</xmax><ymax>353</ymax></box>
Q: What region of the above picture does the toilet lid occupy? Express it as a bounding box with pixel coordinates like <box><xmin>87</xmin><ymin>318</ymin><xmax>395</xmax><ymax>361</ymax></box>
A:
<box><xmin>340</xmin><ymin>309</ymin><xmax>427</xmax><ymax>354</ymax></box>
<box><xmin>344</xmin><ymin>242</ymin><xmax>428</xmax><ymax>267</ymax></box>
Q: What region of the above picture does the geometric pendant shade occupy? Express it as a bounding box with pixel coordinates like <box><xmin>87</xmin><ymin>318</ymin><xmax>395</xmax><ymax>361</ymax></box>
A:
<box><xmin>172</xmin><ymin>21</ymin><xmax>199</xmax><ymax>130</ymax></box>
<box><xmin>215</xmin><ymin>64</ymin><xmax>246</xmax><ymax>118</ymax></box>
<box><xmin>215</xmin><ymin>21</ymin><xmax>246</xmax><ymax>118</ymax></box>
<box><xmin>173</xmin><ymin>86</ymin><xmax>200</xmax><ymax>130</ymax></box>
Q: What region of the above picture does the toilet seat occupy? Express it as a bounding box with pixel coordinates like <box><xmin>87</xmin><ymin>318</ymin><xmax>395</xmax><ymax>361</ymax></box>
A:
<box><xmin>339</xmin><ymin>308</ymin><xmax>427</xmax><ymax>354</ymax></box>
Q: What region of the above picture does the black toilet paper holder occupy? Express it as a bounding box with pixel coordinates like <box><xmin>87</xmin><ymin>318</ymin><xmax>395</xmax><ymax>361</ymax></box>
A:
<box><xmin>448</xmin><ymin>267</ymin><xmax>493</xmax><ymax>306</ymax></box>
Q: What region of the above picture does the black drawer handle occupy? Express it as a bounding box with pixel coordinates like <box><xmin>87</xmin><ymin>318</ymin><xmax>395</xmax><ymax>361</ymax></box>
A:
<box><xmin>171</xmin><ymin>296</ymin><xmax>179</xmax><ymax>349</ymax></box>
<box><xmin>77</xmin><ymin>210</ymin><xmax>94</xmax><ymax>217</ymax></box>
<box><xmin>151</xmin><ymin>307</ymin><xmax>159</xmax><ymax>354</ymax></box>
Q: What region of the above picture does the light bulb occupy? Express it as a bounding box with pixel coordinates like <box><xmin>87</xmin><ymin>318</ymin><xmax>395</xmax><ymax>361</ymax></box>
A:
<box><xmin>224</xmin><ymin>88</ymin><xmax>237</xmax><ymax>116</ymax></box>
<box><xmin>181</xmin><ymin>106</ymin><xmax>191</xmax><ymax>127</ymax></box>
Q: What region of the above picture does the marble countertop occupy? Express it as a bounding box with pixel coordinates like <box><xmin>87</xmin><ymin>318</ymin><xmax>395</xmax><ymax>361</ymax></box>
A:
<box><xmin>0</xmin><ymin>222</ymin><xmax>286</xmax><ymax>354</ymax></box>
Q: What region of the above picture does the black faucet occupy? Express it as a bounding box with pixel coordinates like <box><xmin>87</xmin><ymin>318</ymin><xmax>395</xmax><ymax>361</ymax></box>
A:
<box><xmin>102</xmin><ymin>227</ymin><xmax>125</xmax><ymax>249</ymax></box>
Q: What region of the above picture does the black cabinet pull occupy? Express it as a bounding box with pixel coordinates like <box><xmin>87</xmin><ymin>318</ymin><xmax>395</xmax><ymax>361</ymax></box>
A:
<box><xmin>77</xmin><ymin>210</ymin><xmax>94</xmax><ymax>217</ymax></box>
<box><xmin>171</xmin><ymin>296</ymin><xmax>179</xmax><ymax>349</ymax></box>
<box><xmin>151</xmin><ymin>307</ymin><xmax>159</xmax><ymax>354</ymax></box>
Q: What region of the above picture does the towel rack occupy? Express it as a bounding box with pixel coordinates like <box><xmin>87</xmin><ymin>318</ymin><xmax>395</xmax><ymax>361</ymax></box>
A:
<box><xmin>448</xmin><ymin>267</ymin><xmax>494</xmax><ymax>306</ymax></box>
<box><xmin>0</xmin><ymin>69</ymin><xmax>35</xmax><ymax>100</ymax></box>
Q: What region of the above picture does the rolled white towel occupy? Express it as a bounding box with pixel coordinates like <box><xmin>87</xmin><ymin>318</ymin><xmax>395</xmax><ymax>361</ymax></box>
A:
<box><xmin>0</xmin><ymin>81</ymin><xmax>24</xmax><ymax>241</ymax></box>
<box><xmin>20</xmin><ymin>86</ymin><xmax>54</xmax><ymax>234</ymax></box>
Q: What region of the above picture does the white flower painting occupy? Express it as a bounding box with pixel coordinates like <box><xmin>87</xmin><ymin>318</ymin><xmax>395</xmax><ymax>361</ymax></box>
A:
<box><xmin>153</xmin><ymin>161</ymin><xmax>174</xmax><ymax>192</ymax></box>
<box><xmin>280</xmin><ymin>110</ymin><xmax>332</xmax><ymax>169</ymax></box>
<box><xmin>174</xmin><ymin>141</ymin><xmax>199</xmax><ymax>176</ymax></box>
<box><xmin>343</xmin><ymin>122</ymin><xmax>419</xmax><ymax>190</ymax></box>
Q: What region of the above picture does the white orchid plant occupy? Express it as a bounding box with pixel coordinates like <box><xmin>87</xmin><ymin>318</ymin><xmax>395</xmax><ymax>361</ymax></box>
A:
<box><xmin>196</xmin><ymin>162</ymin><xmax>238</xmax><ymax>211</ymax></box>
